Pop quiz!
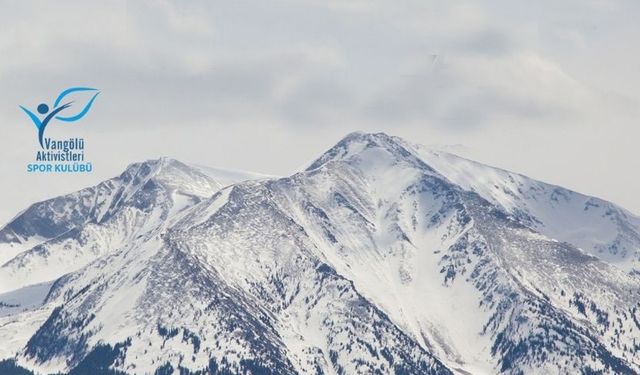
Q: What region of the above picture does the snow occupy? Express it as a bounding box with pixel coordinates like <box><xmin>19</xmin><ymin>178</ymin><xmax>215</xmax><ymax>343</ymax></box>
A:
<box><xmin>0</xmin><ymin>133</ymin><xmax>639</xmax><ymax>374</ymax></box>
<box><xmin>0</xmin><ymin>236</ymin><xmax>48</xmax><ymax>267</ymax></box>
<box><xmin>0</xmin><ymin>305</ymin><xmax>54</xmax><ymax>361</ymax></box>
<box><xmin>406</xmin><ymin>142</ymin><xmax>640</xmax><ymax>272</ymax></box>
<box><xmin>191</xmin><ymin>164</ymin><xmax>275</xmax><ymax>187</ymax></box>
<box><xmin>0</xmin><ymin>281</ymin><xmax>53</xmax><ymax>317</ymax></box>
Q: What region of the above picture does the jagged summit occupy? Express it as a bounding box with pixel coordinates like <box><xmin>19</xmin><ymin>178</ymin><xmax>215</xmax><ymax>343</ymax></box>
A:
<box><xmin>115</xmin><ymin>157</ymin><xmax>220</xmax><ymax>194</ymax></box>
<box><xmin>306</xmin><ymin>131</ymin><xmax>438</xmax><ymax>176</ymax></box>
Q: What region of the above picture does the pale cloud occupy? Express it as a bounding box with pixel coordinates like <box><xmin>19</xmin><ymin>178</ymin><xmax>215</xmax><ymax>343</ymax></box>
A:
<box><xmin>0</xmin><ymin>0</ymin><xmax>639</xmax><ymax>223</ymax></box>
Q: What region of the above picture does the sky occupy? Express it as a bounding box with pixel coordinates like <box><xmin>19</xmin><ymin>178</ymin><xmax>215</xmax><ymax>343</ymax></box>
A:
<box><xmin>0</xmin><ymin>0</ymin><xmax>639</xmax><ymax>224</ymax></box>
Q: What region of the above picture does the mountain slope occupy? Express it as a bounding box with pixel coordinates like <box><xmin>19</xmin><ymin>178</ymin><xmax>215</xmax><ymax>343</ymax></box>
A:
<box><xmin>11</xmin><ymin>181</ymin><xmax>452</xmax><ymax>374</ymax></box>
<box><xmin>284</xmin><ymin>132</ymin><xmax>640</xmax><ymax>373</ymax></box>
<box><xmin>0</xmin><ymin>158</ymin><xmax>215</xmax><ymax>295</ymax></box>
<box><xmin>0</xmin><ymin>158</ymin><xmax>265</xmax><ymax>294</ymax></box>
<box><xmin>406</xmin><ymin>142</ymin><xmax>640</xmax><ymax>273</ymax></box>
<box><xmin>0</xmin><ymin>132</ymin><xmax>639</xmax><ymax>374</ymax></box>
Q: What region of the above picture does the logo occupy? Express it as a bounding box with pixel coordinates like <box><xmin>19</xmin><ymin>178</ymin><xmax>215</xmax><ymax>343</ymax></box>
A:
<box><xmin>21</xmin><ymin>87</ymin><xmax>100</xmax><ymax>174</ymax></box>
<box><xmin>20</xmin><ymin>87</ymin><xmax>100</xmax><ymax>148</ymax></box>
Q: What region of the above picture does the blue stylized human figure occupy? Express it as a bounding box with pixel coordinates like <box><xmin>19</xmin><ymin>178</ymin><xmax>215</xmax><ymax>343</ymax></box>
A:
<box><xmin>20</xmin><ymin>87</ymin><xmax>100</xmax><ymax>148</ymax></box>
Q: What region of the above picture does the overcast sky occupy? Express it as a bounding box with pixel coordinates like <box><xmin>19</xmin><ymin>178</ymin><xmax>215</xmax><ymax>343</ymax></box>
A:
<box><xmin>1</xmin><ymin>0</ymin><xmax>639</xmax><ymax>224</ymax></box>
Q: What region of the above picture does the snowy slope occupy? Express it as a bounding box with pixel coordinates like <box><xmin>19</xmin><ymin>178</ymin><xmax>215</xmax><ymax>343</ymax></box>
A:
<box><xmin>15</xmin><ymin>182</ymin><xmax>450</xmax><ymax>375</ymax></box>
<box><xmin>291</xmin><ymin>132</ymin><xmax>640</xmax><ymax>373</ymax></box>
<box><xmin>0</xmin><ymin>158</ymin><xmax>262</xmax><ymax>294</ymax></box>
<box><xmin>0</xmin><ymin>132</ymin><xmax>639</xmax><ymax>375</ymax></box>
<box><xmin>191</xmin><ymin>164</ymin><xmax>274</xmax><ymax>187</ymax></box>
<box><xmin>405</xmin><ymin>142</ymin><xmax>640</xmax><ymax>273</ymax></box>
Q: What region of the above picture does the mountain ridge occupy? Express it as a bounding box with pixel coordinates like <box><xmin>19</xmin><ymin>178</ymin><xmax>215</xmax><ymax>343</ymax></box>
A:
<box><xmin>0</xmin><ymin>132</ymin><xmax>639</xmax><ymax>374</ymax></box>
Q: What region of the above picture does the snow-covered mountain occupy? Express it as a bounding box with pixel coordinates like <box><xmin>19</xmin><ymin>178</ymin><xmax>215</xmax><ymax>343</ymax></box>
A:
<box><xmin>1</xmin><ymin>132</ymin><xmax>639</xmax><ymax>375</ymax></box>
<box><xmin>408</xmin><ymin>143</ymin><xmax>640</xmax><ymax>274</ymax></box>
<box><xmin>0</xmin><ymin>158</ymin><xmax>270</xmax><ymax>294</ymax></box>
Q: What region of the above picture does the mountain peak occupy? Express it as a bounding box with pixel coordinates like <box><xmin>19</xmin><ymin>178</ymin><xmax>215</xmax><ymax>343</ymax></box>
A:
<box><xmin>306</xmin><ymin>131</ymin><xmax>433</xmax><ymax>173</ymax></box>
<box><xmin>331</xmin><ymin>131</ymin><xmax>398</xmax><ymax>149</ymax></box>
<box><xmin>120</xmin><ymin>157</ymin><xmax>189</xmax><ymax>179</ymax></box>
<box><xmin>115</xmin><ymin>157</ymin><xmax>222</xmax><ymax>198</ymax></box>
